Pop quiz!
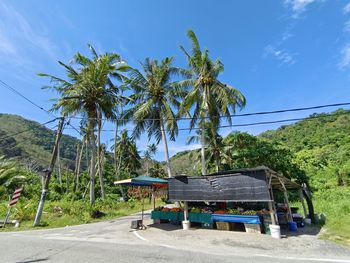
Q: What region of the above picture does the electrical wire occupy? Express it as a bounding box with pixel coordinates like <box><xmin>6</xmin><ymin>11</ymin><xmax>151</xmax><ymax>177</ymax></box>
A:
<box><xmin>64</xmin><ymin>110</ymin><xmax>350</xmax><ymax>132</ymax></box>
<box><xmin>64</xmin><ymin>102</ymin><xmax>350</xmax><ymax>122</ymax></box>
<box><xmin>0</xmin><ymin>118</ymin><xmax>58</xmax><ymax>141</ymax></box>
<box><xmin>0</xmin><ymin>79</ymin><xmax>81</xmax><ymax>135</ymax></box>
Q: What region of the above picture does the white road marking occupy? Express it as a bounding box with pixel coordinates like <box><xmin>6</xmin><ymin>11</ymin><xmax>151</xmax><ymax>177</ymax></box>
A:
<box><xmin>132</xmin><ymin>230</ymin><xmax>149</xmax><ymax>242</ymax></box>
<box><xmin>255</xmin><ymin>254</ymin><xmax>350</xmax><ymax>263</ymax></box>
<box><xmin>160</xmin><ymin>244</ymin><xmax>177</xmax><ymax>249</ymax></box>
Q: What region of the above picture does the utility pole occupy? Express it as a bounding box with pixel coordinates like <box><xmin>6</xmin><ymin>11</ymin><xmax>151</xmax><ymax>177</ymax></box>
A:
<box><xmin>33</xmin><ymin>116</ymin><xmax>65</xmax><ymax>226</ymax></box>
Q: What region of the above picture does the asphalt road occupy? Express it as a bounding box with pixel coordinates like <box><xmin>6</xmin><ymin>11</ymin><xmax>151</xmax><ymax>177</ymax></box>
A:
<box><xmin>0</xmin><ymin>214</ymin><xmax>349</xmax><ymax>263</ymax></box>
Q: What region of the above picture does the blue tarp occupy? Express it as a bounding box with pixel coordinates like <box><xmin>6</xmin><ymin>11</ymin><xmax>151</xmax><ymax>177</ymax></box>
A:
<box><xmin>212</xmin><ymin>214</ymin><xmax>261</xmax><ymax>224</ymax></box>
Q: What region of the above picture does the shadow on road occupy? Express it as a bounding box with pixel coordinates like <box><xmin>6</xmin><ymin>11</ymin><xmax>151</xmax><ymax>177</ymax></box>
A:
<box><xmin>16</xmin><ymin>258</ymin><xmax>48</xmax><ymax>263</ymax></box>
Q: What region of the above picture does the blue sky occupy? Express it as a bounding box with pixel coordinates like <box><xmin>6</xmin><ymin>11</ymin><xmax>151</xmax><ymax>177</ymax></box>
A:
<box><xmin>1</xmin><ymin>0</ymin><xmax>350</xmax><ymax>160</ymax></box>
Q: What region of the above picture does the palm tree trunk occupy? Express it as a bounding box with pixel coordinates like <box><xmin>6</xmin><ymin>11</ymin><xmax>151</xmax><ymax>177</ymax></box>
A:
<box><xmin>97</xmin><ymin>111</ymin><xmax>106</xmax><ymax>200</ymax></box>
<box><xmin>200</xmin><ymin>126</ymin><xmax>206</xmax><ymax>175</ymax></box>
<box><xmin>114</xmin><ymin>122</ymin><xmax>125</xmax><ymax>200</ymax></box>
<box><xmin>89</xmin><ymin>127</ymin><xmax>96</xmax><ymax>205</ymax></box>
<box><xmin>160</xmin><ymin>117</ymin><xmax>172</xmax><ymax>178</ymax></box>
<box><xmin>73</xmin><ymin>142</ymin><xmax>83</xmax><ymax>192</ymax></box>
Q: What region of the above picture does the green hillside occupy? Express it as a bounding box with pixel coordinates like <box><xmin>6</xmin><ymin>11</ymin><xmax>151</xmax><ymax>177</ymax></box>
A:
<box><xmin>0</xmin><ymin>114</ymin><xmax>80</xmax><ymax>171</ymax></box>
<box><xmin>169</xmin><ymin>109</ymin><xmax>350</xmax><ymax>245</ymax></box>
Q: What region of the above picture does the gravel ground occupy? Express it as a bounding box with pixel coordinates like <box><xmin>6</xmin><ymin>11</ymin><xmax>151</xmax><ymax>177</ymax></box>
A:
<box><xmin>140</xmin><ymin>218</ymin><xmax>350</xmax><ymax>261</ymax></box>
<box><xmin>1</xmin><ymin>212</ymin><xmax>349</xmax><ymax>262</ymax></box>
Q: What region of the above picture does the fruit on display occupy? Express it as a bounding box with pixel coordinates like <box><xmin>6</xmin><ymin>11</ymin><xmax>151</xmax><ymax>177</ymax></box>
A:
<box><xmin>191</xmin><ymin>207</ymin><xmax>201</xmax><ymax>213</ymax></box>
<box><xmin>170</xmin><ymin>207</ymin><xmax>183</xmax><ymax>212</ymax></box>
<box><xmin>154</xmin><ymin>206</ymin><xmax>163</xmax><ymax>211</ymax></box>
<box><xmin>213</xmin><ymin>210</ymin><xmax>226</xmax><ymax>214</ymax></box>
<box><xmin>242</xmin><ymin>210</ymin><xmax>257</xmax><ymax>215</ymax></box>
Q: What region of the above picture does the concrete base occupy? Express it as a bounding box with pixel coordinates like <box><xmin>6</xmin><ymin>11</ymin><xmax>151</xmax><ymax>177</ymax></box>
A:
<box><xmin>0</xmin><ymin>220</ymin><xmax>20</xmax><ymax>228</ymax></box>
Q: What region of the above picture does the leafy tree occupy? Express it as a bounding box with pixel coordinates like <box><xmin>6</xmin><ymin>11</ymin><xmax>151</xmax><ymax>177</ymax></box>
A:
<box><xmin>149</xmin><ymin>162</ymin><xmax>167</xmax><ymax>178</ymax></box>
<box><xmin>123</xmin><ymin>57</ymin><xmax>187</xmax><ymax>178</ymax></box>
<box><xmin>39</xmin><ymin>44</ymin><xmax>128</xmax><ymax>204</ymax></box>
<box><xmin>177</xmin><ymin>30</ymin><xmax>246</xmax><ymax>175</ymax></box>
<box><xmin>0</xmin><ymin>156</ymin><xmax>26</xmax><ymax>195</ymax></box>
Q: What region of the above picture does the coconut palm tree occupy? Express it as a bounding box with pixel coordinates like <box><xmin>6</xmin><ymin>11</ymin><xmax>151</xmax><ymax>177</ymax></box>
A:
<box><xmin>177</xmin><ymin>29</ymin><xmax>246</xmax><ymax>175</ymax></box>
<box><xmin>187</xmin><ymin>124</ymin><xmax>231</xmax><ymax>173</ymax></box>
<box><xmin>39</xmin><ymin>44</ymin><xmax>128</xmax><ymax>204</ymax></box>
<box><xmin>112</xmin><ymin>129</ymin><xmax>141</xmax><ymax>175</ymax></box>
<box><xmin>143</xmin><ymin>143</ymin><xmax>157</xmax><ymax>175</ymax></box>
<box><xmin>123</xmin><ymin>57</ymin><xmax>187</xmax><ymax>178</ymax></box>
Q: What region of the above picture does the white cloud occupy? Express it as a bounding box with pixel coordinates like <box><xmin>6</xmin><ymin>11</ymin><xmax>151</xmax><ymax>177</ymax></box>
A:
<box><xmin>264</xmin><ymin>45</ymin><xmax>296</xmax><ymax>65</ymax></box>
<box><xmin>339</xmin><ymin>45</ymin><xmax>350</xmax><ymax>69</ymax></box>
<box><xmin>344</xmin><ymin>20</ymin><xmax>350</xmax><ymax>33</ymax></box>
<box><xmin>0</xmin><ymin>2</ymin><xmax>59</xmax><ymax>64</ymax></box>
<box><xmin>284</xmin><ymin>0</ymin><xmax>316</xmax><ymax>18</ymax></box>
<box><xmin>344</xmin><ymin>1</ymin><xmax>350</xmax><ymax>14</ymax></box>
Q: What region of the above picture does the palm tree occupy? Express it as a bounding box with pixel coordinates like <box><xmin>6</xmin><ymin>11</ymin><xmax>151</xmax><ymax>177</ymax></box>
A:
<box><xmin>39</xmin><ymin>44</ymin><xmax>128</xmax><ymax>205</ymax></box>
<box><xmin>112</xmin><ymin>129</ymin><xmax>141</xmax><ymax>175</ymax></box>
<box><xmin>187</xmin><ymin>124</ymin><xmax>231</xmax><ymax>173</ymax></box>
<box><xmin>143</xmin><ymin>143</ymin><xmax>157</xmax><ymax>175</ymax></box>
<box><xmin>177</xmin><ymin>29</ymin><xmax>246</xmax><ymax>175</ymax></box>
<box><xmin>123</xmin><ymin>57</ymin><xmax>187</xmax><ymax>178</ymax></box>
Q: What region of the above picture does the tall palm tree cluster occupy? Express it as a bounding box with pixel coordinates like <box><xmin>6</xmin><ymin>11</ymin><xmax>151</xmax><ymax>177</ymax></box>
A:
<box><xmin>39</xmin><ymin>30</ymin><xmax>246</xmax><ymax>205</ymax></box>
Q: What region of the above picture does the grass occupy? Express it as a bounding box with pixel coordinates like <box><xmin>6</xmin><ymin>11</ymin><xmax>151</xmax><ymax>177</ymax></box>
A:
<box><xmin>0</xmin><ymin>198</ymin><xmax>162</xmax><ymax>232</ymax></box>
<box><xmin>312</xmin><ymin>191</ymin><xmax>350</xmax><ymax>247</ymax></box>
<box><xmin>291</xmin><ymin>188</ymin><xmax>350</xmax><ymax>247</ymax></box>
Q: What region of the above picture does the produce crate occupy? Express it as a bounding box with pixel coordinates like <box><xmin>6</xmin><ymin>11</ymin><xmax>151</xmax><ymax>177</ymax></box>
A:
<box><xmin>189</xmin><ymin>213</ymin><xmax>212</xmax><ymax>223</ymax></box>
<box><xmin>231</xmin><ymin>222</ymin><xmax>246</xmax><ymax>232</ymax></box>
<box><xmin>216</xmin><ymin>222</ymin><xmax>232</xmax><ymax>231</ymax></box>
<box><xmin>244</xmin><ymin>223</ymin><xmax>262</xmax><ymax>233</ymax></box>
<box><xmin>202</xmin><ymin>222</ymin><xmax>214</xmax><ymax>229</ymax></box>
<box><xmin>151</xmin><ymin>211</ymin><xmax>184</xmax><ymax>221</ymax></box>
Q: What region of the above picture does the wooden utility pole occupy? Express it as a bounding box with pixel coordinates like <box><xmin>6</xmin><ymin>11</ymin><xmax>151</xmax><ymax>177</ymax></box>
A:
<box><xmin>33</xmin><ymin>116</ymin><xmax>65</xmax><ymax>226</ymax></box>
<box><xmin>57</xmin><ymin>141</ymin><xmax>62</xmax><ymax>186</ymax></box>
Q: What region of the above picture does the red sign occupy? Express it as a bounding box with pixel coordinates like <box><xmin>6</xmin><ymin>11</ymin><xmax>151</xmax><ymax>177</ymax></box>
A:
<box><xmin>9</xmin><ymin>188</ymin><xmax>22</xmax><ymax>206</ymax></box>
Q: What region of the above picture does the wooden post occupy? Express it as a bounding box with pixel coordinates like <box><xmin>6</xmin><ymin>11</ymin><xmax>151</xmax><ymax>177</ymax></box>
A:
<box><xmin>57</xmin><ymin>141</ymin><xmax>62</xmax><ymax>186</ymax></box>
<box><xmin>278</xmin><ymin>178</ymin><xmax>293</xmax><ymax>222</ymax></box>
<box><xmin>268</xmin><ymin>175</ymin><xmax>278</xmax><ymax>225</ymax></box>
<box><xmin>268</xmin><ymin>201</ymin><xmax>277</xmax><ymax>225</ymax></box>
<box><xmin>299</xmin><ymin>189</ymin><xmax>308</xmax><ymax>217</ymax></box>
<box><xmin>283</xmin><ymin>191</ymin><xmax>293</xmax><ymax>222</ymax></box>
<box><xmin>152</xmin><ymin>186</ymin><xmax>156</xmax><ymax>210</ymax></box>
<box><xmin>33</xmin><ymin>116</ymin><xmax>65</xmax><ymax>226</ymax></box>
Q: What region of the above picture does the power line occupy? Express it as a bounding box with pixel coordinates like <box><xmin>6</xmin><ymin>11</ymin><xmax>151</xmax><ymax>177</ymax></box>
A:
<box><xmin>0</xmin><ymin>80</ymin><xmax>48</xmax><ymax>113</ymax></box>
<box><xmin>1</xmin><ymin>78</ymin><xmax>350</xmax><ymax>135</ymax></box>
<box><xmin>0</xmin><ymin>118</ymin><xmax>58</xmax><ymax>141</ymax></box>
<box><xmin>0</xmin><ymin>79</ymin><xmax>81</xmax><ymax>135</ymax></box>
<box><xmin>65</xmin><ymin>101</ymin><xmax>350</xmax><ymax>122</ymax></box>
<box><xmin>64</xmin><ymin>110</ymin><xmax>350</xmax><ymax>133</ymax></box>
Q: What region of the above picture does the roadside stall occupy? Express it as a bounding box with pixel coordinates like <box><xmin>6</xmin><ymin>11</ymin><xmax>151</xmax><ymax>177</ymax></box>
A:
<box><xmin>151</xmin><ymin>166</ymin><xmax>313</xmax><ymax>238</ymax></box>
<box><xmin>114</xmin><ymin>175</ymin><xmax>167</xmax><ymax>229</ymax></box>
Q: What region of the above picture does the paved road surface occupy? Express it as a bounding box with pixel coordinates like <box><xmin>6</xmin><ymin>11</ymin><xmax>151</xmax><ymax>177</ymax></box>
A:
<box><xmin>1</xmin><ymin>213</ymin><xmax>349</xmax><ymax>263</ymax></box>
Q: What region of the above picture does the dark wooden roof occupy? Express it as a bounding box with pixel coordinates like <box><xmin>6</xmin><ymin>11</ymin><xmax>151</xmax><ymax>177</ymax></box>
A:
<box><xmin>207</xmin><ymin>166</ymin><xmax>300</xmax><ymax>190</ymax></box>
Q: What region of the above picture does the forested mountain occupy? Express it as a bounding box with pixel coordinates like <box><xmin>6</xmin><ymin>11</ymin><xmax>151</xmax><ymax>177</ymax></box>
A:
<box><xmin>0</xmin><ymin>114</ymin><xmax>80</xmax><ymax>171</ymax></box>
<box><xmin>170</xmin><ymin>109</ymin><xmax>350</xmax><ymax>187</ymax></box>
<box><xmin>260</xmin><ymin>109</ymin><xmax>350</xmax><ymax>188</ymax></box>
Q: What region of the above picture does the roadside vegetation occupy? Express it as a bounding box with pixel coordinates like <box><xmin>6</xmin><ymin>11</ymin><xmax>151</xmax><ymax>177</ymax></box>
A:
<box><xmin>0</xmin><ymin>30</ymin><xmax>349</xmax><ymax>246</ymax></box>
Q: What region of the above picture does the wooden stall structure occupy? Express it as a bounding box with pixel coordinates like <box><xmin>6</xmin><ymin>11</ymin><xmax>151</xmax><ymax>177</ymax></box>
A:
<box><xmin>168</xmin><ymin>166</ymin><xmax>313</xmax><ymax>229</ymax></box>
